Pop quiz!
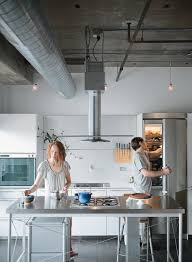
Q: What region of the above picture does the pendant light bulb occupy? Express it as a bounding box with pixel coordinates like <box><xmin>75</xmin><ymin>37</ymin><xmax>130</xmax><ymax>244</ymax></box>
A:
<box><xmin>168</xmin><ymin>61</ymin><xmax>175</xmax><ymax>92</ymax></box>
<box><xmin>32</xmin><ymin>83</ymin><xmax>39</xmax><ymax>92</ymax></box>
<box><xmin>168</xmin><ymin>82</ymin><xmax>174</xmax><ymax>92</ymax></box>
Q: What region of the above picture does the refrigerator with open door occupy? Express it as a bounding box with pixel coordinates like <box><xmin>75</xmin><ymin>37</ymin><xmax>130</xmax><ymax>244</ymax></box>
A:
<box><xmin>143</xmin><ymin>113</ymin><xmax>187</xmax><ymax>234</ymax></box>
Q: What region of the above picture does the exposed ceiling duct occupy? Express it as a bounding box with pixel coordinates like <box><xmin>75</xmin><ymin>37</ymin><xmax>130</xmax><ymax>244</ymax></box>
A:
<box><xmin>0</xmin><ymin>0</ymin><xmax>76</xmax><ymax>98</ymax></box>
<box><xmin>82</xmin><ymin>61</ymin><xmax>109</xmax><ymax>142</ymax></box>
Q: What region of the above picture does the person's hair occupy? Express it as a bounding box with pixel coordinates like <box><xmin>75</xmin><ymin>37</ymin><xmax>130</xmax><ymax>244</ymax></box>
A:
<box><xmin>131</xmin><ymin>137</ymin><xmax>144</xmax><ymax>151</ymax></box>
<box><xmin>47</xmin><ymin>141</ymin><xmax>66</xmax><ymax>161</ymax></box>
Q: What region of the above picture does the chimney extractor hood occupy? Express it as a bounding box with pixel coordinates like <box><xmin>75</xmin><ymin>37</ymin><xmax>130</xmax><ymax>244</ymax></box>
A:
<box><xmin>82</xmin><ymin>62</ymin><xmax>109</xmax><ymax>142</ymax></box>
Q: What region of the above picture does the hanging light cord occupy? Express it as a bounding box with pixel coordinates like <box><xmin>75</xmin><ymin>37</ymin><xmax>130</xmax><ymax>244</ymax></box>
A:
<box><xmin>169</xmin><ymin>61</ymin><xmax>172</xmax><ymax>84</ymax></box>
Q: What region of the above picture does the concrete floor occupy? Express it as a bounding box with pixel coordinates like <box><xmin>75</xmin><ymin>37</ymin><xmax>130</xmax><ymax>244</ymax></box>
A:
<box><xmin>0</xmin><ymin>237</ymin><xmax>192</xmax><ymax>262</ymax></box>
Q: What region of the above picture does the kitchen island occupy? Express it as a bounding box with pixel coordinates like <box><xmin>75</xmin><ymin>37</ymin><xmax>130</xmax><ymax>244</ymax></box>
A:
<box><xmin>6</xmin><ymin>195</ymin><xmax>184</xmax><ymax>262</ymax></box>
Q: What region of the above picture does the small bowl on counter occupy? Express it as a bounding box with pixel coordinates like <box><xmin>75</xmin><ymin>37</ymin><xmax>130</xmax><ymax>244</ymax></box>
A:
<box><xmin>24</xmin><ymin>195</ymin><xmax>35</xmax><ymax>204</ymax></box>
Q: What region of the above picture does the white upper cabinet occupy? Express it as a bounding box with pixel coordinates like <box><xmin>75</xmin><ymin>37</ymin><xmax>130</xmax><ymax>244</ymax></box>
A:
<box><xmin>0</xmin><ymin>114</ymin><xmax>38</xmax><ymax>153</ymax></box>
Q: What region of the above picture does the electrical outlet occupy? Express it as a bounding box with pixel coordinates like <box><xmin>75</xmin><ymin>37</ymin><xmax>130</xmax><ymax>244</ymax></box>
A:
<box><xmin>120</xmin><ymin>166</ymin><xmax>128</xmax><ymax>171</ymax></box>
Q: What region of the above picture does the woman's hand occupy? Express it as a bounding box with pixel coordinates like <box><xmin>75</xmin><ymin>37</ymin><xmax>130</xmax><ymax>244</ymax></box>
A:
<box><xmin>63</xmin><ymin>185</ymin><xmax>68</xmax><ymax>194</ymax></box>
<box><xmin>24</xmin><ymin>189</ymin><xmax>31</xmax><ymax>196</ymax></box>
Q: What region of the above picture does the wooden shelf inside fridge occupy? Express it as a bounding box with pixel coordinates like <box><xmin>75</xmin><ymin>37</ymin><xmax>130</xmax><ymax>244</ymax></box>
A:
<box><xmin>146</xmin><ymin>141</ymin><xmax>162</xmax><ymax>145</ymax></box>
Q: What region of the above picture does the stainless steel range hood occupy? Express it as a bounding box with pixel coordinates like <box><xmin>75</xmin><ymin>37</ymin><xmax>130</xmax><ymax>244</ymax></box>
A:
<box><xmin>82</xmin><ymin>62</ymin><xmax>109</xmax><ymax>142</ymax></box>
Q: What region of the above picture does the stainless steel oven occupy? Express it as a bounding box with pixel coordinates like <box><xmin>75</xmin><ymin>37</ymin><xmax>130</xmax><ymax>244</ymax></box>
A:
<box><xmin>0</xmin><ymin>154</ymin><xmax>35</xmax><ymax>186</ymax></box>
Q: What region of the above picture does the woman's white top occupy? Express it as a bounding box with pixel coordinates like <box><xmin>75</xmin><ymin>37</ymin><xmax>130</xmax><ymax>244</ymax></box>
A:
<box><xmin>37</xmin><ymin>160</ymin><xmax>71</xmax><ymax>195</ymax></box>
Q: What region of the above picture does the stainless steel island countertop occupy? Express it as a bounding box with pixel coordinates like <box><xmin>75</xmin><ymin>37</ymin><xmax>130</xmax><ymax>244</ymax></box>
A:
<box><xmin>6</xmin><ymin>195</ymin><xmax>184</xmax><ymax>216</ymax></box>
<box><xmin>6</xmin><ymin>196</ymin><xmax>185</xmax><ymax>262</ymax></box>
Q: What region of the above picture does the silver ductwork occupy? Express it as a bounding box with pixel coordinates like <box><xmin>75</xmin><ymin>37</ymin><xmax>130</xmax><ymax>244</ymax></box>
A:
<box><xmin>0</xmin><ymin>0</ymin><xmax>76</xmax><ymax>98</ymax></box>
<box><xmin>83</xmin><ymin>62</ymin><xmax>109</xmax><ymax>142</ymax></box>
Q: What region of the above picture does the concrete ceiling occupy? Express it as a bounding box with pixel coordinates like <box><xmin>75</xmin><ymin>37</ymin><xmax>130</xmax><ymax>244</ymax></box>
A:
<box><xmin>1</xmin><ymin>0</ymin><xmax>192</xmax><ymax>85</ymax></box>
<box><xmin>39</xmin><ymin>0</ymin><xmax>192</xmax><ymax>69</ymax></box>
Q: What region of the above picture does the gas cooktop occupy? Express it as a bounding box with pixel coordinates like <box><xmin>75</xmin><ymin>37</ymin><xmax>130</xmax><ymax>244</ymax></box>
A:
<box><xmin>71</xmin><ymin>197</ymin><xmax>120</xmax><ymax>207</ymax></box>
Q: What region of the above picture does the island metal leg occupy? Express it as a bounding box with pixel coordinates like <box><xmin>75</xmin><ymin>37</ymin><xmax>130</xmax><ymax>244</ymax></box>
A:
<box><xmin>116</xmin><ymin>217</ymin><xmax>121</xmax><ymax>262</ymax></box>
<box><xmin>179</xmin><ymin>214</ymin><xmax>183</xmax><ymax>262</ymax></box>
<box><xmin>125</xmin><ymin>217</ymin><xmax>140</xmax><ymax>262</ymax></box>
<box><xmin>62</xmin><ymin>222</ymin><xmax>66</xmax><ymax>262</ymax></box>
<box><xmin>22</xmin><ymin>221</ymin><xmax>26</xmax><ymax>262</ymax></box>
<box><xmin>125</xmin><ymin>217</ymin><xmax>128</xmax><ymax>262</ymax></box>
<box><xmin>66</xmin><ymin>218</ymin><xmax>71</xmax><ymax>262</ymax></box>
<box><xmin>63</xmin><ymin>218</ymin><xmax>70</xmax><ymax>262</ymax></box>
<box><xmin>28</xmin><ymin>222</ymin><xmax>32</xmax><ymax>262</ymax></box>
<box><xmin>167</xmin><ymin>217</ymin><xmax>170</xmax><ymax>262</ymax></box>
<box><xmin>15</xmin><ymin>221</ymin><xmax>26</xmax><ymax>262</ymax></box>
<box><xmin>7</xmin><ymin>214</ymin><xmax>12</xmax><ymax>262</ymax></box>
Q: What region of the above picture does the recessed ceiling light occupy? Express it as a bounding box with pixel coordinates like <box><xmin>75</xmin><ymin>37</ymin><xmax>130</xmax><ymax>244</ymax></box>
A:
<box><xmin>187</xmin><ymin>51</ymin><xmax>192</xmax><ymax>56</ymax></box>
<box><xmin>75</xmin><ymin>4</ymin><xmax>80</xmax><ymax>8</ymax></box>
<box><xmin>163</xmin><ymin>4</ymin><xmax>170</xmax><ymax>8</ymax></box>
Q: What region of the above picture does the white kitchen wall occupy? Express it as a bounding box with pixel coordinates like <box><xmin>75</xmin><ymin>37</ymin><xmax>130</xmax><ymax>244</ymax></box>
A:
<box><xmin>0</xmin><ymin>114</ymin><xmax>37</xmax><ymax>153</ymax></box>
<box><xmin>1</xmin><ymin>67</ymin><xmax>192</xmax><ymax>114</ymax></box>
<box><xmin>0</xmin><ymin>87</ymin><xmax>9</xmax><ymax>113</ymax></box>
<box><xmin>43</xmin><ymin>115</ymin><xmax>136</xmax><ymax>188</ymax></box>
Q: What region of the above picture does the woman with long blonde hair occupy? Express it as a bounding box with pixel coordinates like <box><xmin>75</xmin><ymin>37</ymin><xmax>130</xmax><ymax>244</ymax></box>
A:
<box><xmin>24</xmin><ymin>141</ymin><xmax>77</xmax><ymax>257</ymax></box>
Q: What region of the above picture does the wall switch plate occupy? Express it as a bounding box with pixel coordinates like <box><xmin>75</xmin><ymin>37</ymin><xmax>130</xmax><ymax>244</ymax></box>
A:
<box><xmin>120</xmin><ymin>166</ymin><xmax>128</xmax><ymax>171</ymax></box>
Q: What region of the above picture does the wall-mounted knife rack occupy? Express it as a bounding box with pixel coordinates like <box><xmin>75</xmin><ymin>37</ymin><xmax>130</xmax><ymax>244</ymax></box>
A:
<box><xmin>114</xmin><ymin>143</ymin><xmax>133</xmax><ymax>163</ymax></box>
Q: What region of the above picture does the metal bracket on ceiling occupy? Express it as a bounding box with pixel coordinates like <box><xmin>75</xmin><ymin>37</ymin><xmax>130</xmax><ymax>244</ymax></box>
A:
<box><xmin>116</xmin><ymin>0</ymin><xmax>152</xmax><ymax>82</ymax></box>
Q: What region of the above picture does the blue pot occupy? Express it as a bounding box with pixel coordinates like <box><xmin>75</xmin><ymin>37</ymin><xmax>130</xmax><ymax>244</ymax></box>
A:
<box><xmin>77</xmin><ymin>192</ymin><xmax>92</xmax><ymax>204</ymax></box>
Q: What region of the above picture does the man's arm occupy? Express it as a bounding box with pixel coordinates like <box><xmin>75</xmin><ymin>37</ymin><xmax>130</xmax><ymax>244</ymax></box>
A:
<box><xmin>141</xmin><ymin>166</ymin><xmax>171</xmax><ymax>178</ymax></box>
<box><xmin>148</xmin><ymin>147</ymin><xmax>162</xmax><ymax>159</ymax></box>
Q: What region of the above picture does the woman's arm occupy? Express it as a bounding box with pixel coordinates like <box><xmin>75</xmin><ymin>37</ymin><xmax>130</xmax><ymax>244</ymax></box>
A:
<box><xmin>24</xmin><ymin>172</ymin><xmax>43</xmax><ymax>195</ymax></box>
<box><xmin>141</xmin><ymin>166</ymin><xmax>171</xmax><ymax>178</ymax></box>
<box><xmin>63</xmin><ymin>175</ymin><xmax>71</xmax><ymax>193</ymax></box>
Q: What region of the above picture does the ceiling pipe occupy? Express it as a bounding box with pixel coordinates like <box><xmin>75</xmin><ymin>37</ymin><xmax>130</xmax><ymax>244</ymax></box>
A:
<box><xmin>0</xmin><ymin>0</ymin><xmax>76</xmax><ymax>98</ymax></box>
<box><xmin>130</xmin><ymin>40</ymin><xmax>192</xmax><ymax>43</ymax></box>
<box><xmin>93</xmin><ymin>27</ymin><xmax>192</xmax><ymax>32</ymax></box>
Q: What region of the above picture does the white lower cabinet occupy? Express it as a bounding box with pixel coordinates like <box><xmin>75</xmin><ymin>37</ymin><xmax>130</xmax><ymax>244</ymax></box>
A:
<box><xmin>72</xmin><ymin>216</ymin><xmax>107</xmax><ymax>236</ymax></box>
<box><xmin>0</xmin><ymin>217</ymin><xmax>24</xmax><ymax>237</ymax></box>
<box><xmin>72</xmin><ymin>188</ymin><xmax>107</xmax><ymax>236</ymax></box>
<box><xmin>106</xmin><ymin>217</ymin><xmax>119</xmax><ymax>235</ymax></box>
<box><xmin>0</xmin><ymin>199</ymin><xmax>25</xmax><ymax>237</ymax></box>
<box><xmin>0</xmin><ymin>190</ymin><xmax>27</xmax><ymax>238</ymax></box>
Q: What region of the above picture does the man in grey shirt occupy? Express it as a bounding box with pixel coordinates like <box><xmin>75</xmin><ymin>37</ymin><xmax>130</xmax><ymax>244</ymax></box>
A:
<box><xmin>131</xmin><ymin>137</ymin><xmax>171</xmax><ymax>194</ymax></box>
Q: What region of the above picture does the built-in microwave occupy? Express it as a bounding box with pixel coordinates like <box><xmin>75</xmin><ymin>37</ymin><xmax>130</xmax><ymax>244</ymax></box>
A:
<box><xmin>0</xmin><ymin>154</ymin><xmax>35</xmax><ymax>186</ymax></box>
